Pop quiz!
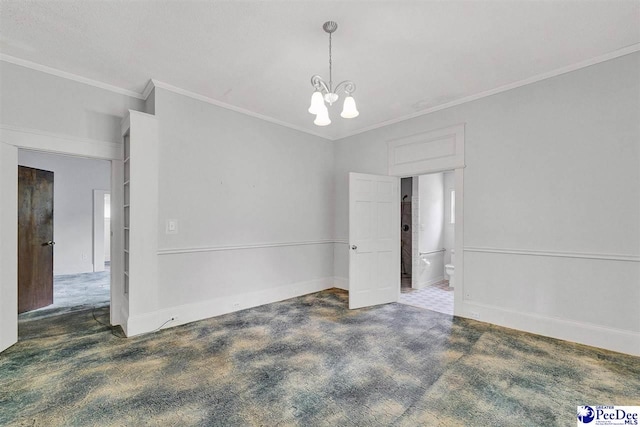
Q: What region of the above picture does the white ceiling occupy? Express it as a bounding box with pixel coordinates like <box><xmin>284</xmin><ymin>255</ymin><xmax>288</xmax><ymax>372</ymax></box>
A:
<box><xmin>1</xmin><ymin>1</ymin><xmax>639</xmax><ymax>140</ymax></box>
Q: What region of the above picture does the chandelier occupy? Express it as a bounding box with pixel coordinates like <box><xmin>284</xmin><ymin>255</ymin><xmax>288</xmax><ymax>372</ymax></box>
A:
<box><xmin>308</xmin><ymin>21</ymin><xmax>359</xmax><ymax>126</ymax></box>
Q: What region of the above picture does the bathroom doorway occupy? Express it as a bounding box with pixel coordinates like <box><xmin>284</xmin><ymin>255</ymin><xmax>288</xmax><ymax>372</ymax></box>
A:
<box><xmin>397</xmin><ymin>171</ymin><xmax>455</xmax><ymax>316</ymax></box>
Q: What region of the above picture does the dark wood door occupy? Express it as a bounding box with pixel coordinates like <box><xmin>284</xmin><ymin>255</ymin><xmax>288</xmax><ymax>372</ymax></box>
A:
<box><xmin>18</xmin><ymin>166</ymin><xmax>54</xmax><ymax>313</ymax></box>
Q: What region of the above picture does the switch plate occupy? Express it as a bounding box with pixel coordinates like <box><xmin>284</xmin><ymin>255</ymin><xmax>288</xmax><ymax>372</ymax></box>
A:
<box><xmin>166</xmin><ymin>219</ymin><xmax>178</xmax><ymax>234</ymax></box>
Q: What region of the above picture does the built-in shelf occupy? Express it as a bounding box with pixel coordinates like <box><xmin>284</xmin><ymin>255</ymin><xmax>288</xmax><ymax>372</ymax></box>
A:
<box><xmin>123</xmin><ymin>132</ymin><xmax>130</xmax><ymax>296</ymax></box>
<box><xmin>117</xmin><ymin>111</ymin><xmax>159</xmax><ymax>331</ymax></box>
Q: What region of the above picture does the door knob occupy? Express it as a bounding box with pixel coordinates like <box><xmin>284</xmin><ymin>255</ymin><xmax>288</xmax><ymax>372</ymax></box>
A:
<box><xmin>351</xmin><ymin>245</ymin><xmax>357</xmax><ymax>250</ymax></box>
<box><xmin>43</xmin><ymin>241</ymin><xmax>55</xmax><ymax>246</ymax></box>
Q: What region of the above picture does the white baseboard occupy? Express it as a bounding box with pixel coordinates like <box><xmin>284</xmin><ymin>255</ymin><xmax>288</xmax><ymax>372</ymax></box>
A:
<box><xmin>125</xmin><ymin>277</ymin><xmax>335</xmax><ymax>337</ymax></box>
<box><xmin>458</xmin><ymin>301</ymin><xmax>640</xmax><ymax>357</ymax></box>
<box><xmin>415</xmin><ymin>275</ymin><xmax>444</xmax><ymax>289</ymax></box>
<box><xmin>121</xmin><ymin>274</ymin><xmax>639</xmax><ymax>356</ymax></box>
<box><xmin>333</xmin><ymin>277</ymin><xmax>349</xmax><ymax>291</ymax></box>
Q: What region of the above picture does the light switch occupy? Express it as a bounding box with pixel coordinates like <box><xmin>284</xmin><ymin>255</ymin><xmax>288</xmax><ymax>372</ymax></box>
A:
<box><xmin>166</xmin><ymin>219</ymin><xmax>178</xmax><ymax>234</ymax></box>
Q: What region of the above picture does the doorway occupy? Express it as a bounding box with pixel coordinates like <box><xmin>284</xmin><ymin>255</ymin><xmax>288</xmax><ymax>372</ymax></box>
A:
<box><xmin>17</xmin><ymin>150</ymin><xmax>111</xmax><ymax>324</ymax></box>
<box><xmin>17</xmin><ymin>166</ymin><xmax>54</xmax><ymax>313</ymax></box>
<box><xmin>397</xmin><ymin>171</ymin><xmax>455</xmax><ymax>315</ymax></box>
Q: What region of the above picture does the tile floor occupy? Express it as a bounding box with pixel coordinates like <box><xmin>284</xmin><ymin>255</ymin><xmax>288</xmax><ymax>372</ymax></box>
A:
<box><xmin>399</xmin><ymin>279</ymin><xmax>454</xmax><ymax>315</ymax></box>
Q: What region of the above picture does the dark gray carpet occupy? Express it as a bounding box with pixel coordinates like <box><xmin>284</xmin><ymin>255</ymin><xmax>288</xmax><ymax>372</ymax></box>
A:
<box><xmin>1</xmin><ymin>289</ymin><xmax>638</xmax><ymax>426</ymax></box>
<box><xmin>24</xmin><ymin>268</ymin><xmax>110</xmax><ymax>320</ymax></box>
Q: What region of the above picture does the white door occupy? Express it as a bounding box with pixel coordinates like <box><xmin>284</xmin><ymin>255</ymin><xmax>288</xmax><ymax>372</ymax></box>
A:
<box><xmin>349</xmin><ymin>172</ymin><xmax>400</xmax><ymax>309</ymax></box>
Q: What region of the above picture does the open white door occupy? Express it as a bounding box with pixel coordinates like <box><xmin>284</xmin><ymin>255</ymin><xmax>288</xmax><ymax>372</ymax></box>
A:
<box><xmin>349</xmin><ymin>172</ymin><xmax>400</xmax><ymax>309</ymax></box>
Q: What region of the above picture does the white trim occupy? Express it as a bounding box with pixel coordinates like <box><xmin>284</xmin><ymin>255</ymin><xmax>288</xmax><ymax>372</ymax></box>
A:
<box><xmin>92</xmin><ymin>189</ymin><xmax>110</xmax><ymax>272</ymax></box>
<box><xmin>334</xmin><ymin>239</ymin><xmax>349</xmax><ymax>245</ymax></box>
<box><xmin>141</xmin><ymin>79</ymin><xmax>155</xmax><ymax>100</ymax></box>
<box><xmin>148</xmin><ymin>79</ymin><xmax>331</xmax><ymax>140</ymax></box>
<box><xmin>387</xmin><ymin>124</ymin><xmax>465</xmax><ymax>176</ymax></box>
<box><xmin>464</xmin><ymin>246</ymin><xmax>640</xmax><ymax>263</ymax></box>
<box><xmin>0</xmin><ymin>125</ymin><xmax>122</xmax><ymax>160</ymax></box>
<box><xmin>3</xmin><ymin>45</ymin><xmax>638</xmax><ymax>142</ymax></box>
<box><xmin>118</xmin><ymin>303</ymin><xmax>129</xmax><ymax>336</ymax></box>
<box><xmin>336</xmin><ymin>43</ymin><xmax>640</xmax><ymax>140</ymax></box>
<box><xmin>158</xmin><ymin>239</ymin><xmax>337</xmax><ymax>255</ymax></box>
<box><xmin>0</xmin><ymin>54</ymin><xmax>145</xmax><ymax>100</ymax></box>
<box><xmin>460</xmin><ymin>300</ymin><xmax>640</xmax><ymax>356</ymax></box>
<box><xmin>125</xmin><ymin>276</ymin><xmax>335</xmax><ymax>337</ymax></box>
<box><xmin>386</xmin><ymin>136</ymin><xmax>465</xmax><ymax>319</ymax></box>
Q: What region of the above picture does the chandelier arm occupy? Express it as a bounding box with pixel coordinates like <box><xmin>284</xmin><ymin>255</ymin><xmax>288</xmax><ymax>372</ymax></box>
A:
<box><xmin>333</xmin><ymin>80</ymin><xmax>356</xmax><ymax>95</ymax></box>
<box><xmin>310</xmin><ymin>75</ymin><xmax>330</xmax><ymax>94</ymax></box>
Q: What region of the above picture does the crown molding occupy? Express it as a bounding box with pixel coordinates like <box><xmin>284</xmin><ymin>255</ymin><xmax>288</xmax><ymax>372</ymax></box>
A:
<box><xmin>335</xmin><ymin>43</ymin><xmax>640</xmax><ymax>141</ymax></box>
<box><xmin>141</xmin><ymin>79</ymin><xmax>156</xmax><ymax>100</ymax></box>
<box><xmin>147</xmin><ymin>79</ymin><xmax>332</xmax><ymax>141</ymax></box>
<box><xmin>3</xmin><ymin>43</ymin><xmax>638</xmax><ymax>142</ymax></box>
<box><xmin>0</xmin><ymin>53</ymin><xmax>146</xmax><ymax>100</ymax></box>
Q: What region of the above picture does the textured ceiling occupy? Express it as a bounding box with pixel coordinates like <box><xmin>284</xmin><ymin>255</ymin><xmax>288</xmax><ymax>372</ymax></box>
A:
<box><xmin>1</xmin><ymin>1</ymin><xmax>639</xmax><ymax>140</ymax></box>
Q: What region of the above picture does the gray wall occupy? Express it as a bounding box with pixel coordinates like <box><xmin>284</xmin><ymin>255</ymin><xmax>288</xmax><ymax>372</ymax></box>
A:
<box><xmin>334</xmin><ymin>52</ymin><xmax>640</xmax><ymax>353</ymax></box>
<box><xmin>0</xmin><ymin>61</ymin><xmax>144</xmax><ymax>143</ymax></box>
<box><xmin>152</xmin><ymin>87</ymin><xmax>335</xmax><ymax>311</ymax></box>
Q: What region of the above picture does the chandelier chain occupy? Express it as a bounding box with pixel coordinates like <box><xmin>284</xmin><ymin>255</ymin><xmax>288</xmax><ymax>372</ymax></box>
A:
<box><xmin>328</xmin><ymin>32</ymin><xmax>333</xmax><ymax>92</ymax></box>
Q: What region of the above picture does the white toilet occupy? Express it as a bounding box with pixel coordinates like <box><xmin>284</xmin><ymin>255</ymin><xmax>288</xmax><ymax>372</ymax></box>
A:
<box><xmin>445</xmin><ymin>249</ymin><xmax>455</xmax><ymax>288</ymax></box>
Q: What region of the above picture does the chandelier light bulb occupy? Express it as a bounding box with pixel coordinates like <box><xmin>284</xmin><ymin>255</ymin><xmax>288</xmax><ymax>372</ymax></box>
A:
<box><xmin>308</xmin><ymin>91</ymin><xmax>324</xmax><ymax>115</ymax></box>
<box><xmin>314</xmin><ymin>105</ymin><xmax>331</xmax><ymax>126</ymax></box>
<box><xmin>341</xmin><ymin>96</ymin><xmax>359</xmax><ymax>119</ymax></box>
<box><xmin>308</xmin><ymin>21</ymin><xmax>358</xmax><ymax>126</ymax></box>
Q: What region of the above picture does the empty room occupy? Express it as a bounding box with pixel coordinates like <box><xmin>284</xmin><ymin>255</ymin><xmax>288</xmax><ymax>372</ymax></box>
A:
<box><xmin>0</xmin><ymin>1</ymin><xmax>638</xmax><ymax>426</ymax></box>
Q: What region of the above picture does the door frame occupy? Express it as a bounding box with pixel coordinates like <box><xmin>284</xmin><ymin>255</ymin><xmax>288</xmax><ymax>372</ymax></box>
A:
<box><xmin>386</xmin><ymin>123</ymin><xmax>465</xmax><ymax>316</ymax></box>
<box><xmin>92</xmin><ymin>189</ymin><xmax>110</xmax><ymax>272</ymax></box>
<box><xmin>393</xmin><ymin>167</ymin><xmax>464</xmax><ymax>316</ymax></box>
<box><xmin>0</xmin><ymin>126</ymin><xmax>123</xmax><ymax>352</ymax></box>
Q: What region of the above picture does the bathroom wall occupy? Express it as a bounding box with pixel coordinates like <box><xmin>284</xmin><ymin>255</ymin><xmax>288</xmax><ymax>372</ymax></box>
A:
<box><xmin>401</xmin><ymin>177</ymin><xmax>412</xmax><ymax>200</ymax></box>
<box><xmin>443</xmin><ymin>171</ymin><xmax>455</xmax><ymax>266</ymax></box>
<box><xmin>400</xmin><ymin>177</ymin><xmax>413</xmax><ymax>276</ymax></box>
<box><xmin>416</xmin><ymin>173</ymin><xmax>445</xmax><ymax>287</ymax></box>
